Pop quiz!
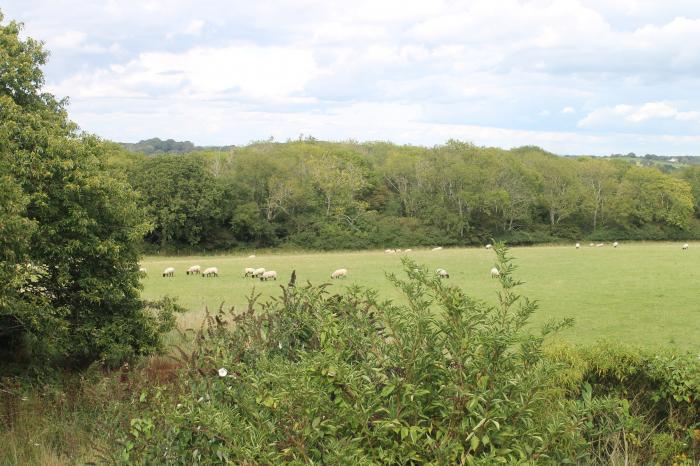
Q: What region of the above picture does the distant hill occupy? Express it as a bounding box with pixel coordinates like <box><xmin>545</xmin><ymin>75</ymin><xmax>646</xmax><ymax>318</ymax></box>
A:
<box><xmin>119</xmin><ymin>138</ymin><xmax>233</xmax><ymax>155</ymax></box>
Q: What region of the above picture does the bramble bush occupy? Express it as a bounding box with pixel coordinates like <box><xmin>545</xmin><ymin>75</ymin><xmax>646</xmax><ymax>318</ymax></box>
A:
<box><xmin>114</xmin><ymin>245</ymin><xmax>583</xmax><ymax>464</ymax></box>
<box><xmin>113</xmin><ymin>245</ymin><xmax>699</xmax><ymax>465</ymax></box>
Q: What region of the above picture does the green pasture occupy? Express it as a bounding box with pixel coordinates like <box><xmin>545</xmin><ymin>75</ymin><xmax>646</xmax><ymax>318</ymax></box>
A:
<box><xmin>140</xmin><ymin>243</ymin><xmax>700</xmax><ymax>351</ymax></box>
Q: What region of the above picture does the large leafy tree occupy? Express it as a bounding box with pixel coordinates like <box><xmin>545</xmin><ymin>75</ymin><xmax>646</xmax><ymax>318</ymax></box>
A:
<box><xmin>0</xmin><ymin>12</ymin><xmax>164</xmax><ymax>366</ymax></box>
<box><xmin>128</xmin><ymin>154</ymin><xmax>224</xmax><ymax>248</ymax></box>
<box><xmin>612</xmin><ymin>166</ymin><xmax>693</xmax><ymax>230</ymax></box>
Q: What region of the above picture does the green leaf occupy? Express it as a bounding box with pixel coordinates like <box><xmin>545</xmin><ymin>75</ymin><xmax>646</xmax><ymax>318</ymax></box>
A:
<box><xmin>380</xmin><ymin>384</ymin><xmax>395</xmax><ymax>398</ymax></box>
<box><xmin>470</xmin><ymin>435</ymin><xmax>480</xmax><ymax>452</ymax></box>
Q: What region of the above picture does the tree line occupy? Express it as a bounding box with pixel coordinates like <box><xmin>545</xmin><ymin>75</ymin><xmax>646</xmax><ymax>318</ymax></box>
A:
<box><xmin>110</xmin><ymin>139</ymin><xmax>700</xmax><ymax>252</ymax></box>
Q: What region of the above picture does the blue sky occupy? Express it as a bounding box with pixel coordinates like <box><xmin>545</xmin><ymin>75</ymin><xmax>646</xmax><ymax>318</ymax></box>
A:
<box><xmin>4</xmin><ymin>0</ymin><xmax>700</xmax><ymax>155</ymax></box>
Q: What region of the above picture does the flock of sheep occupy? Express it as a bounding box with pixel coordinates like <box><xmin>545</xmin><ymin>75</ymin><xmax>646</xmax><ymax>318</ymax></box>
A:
<box><xmin>141</xmin><ymin>264</ymin><xmax>348</xmax><ymax>281</ymax></box>
<box><xmin>138</xmin><ymin>244</ymin><xmax>505</xmax><ymax>283</ymax></box>
<box><xmin>139</xmin><ymin>265</ymin><xmax>219</xmax><ymax>278</ymax></box>
<box><xmin>138</xmin><ymin>241</ymin><xmax>690</xmax><ymax>283</ymax></box>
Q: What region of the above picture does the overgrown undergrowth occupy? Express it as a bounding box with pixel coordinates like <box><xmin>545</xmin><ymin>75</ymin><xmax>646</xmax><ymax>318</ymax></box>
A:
<box><xmin>1</xmin><ymin>246</ymin><xmax>699</xmax><ymax>464</ymax></box>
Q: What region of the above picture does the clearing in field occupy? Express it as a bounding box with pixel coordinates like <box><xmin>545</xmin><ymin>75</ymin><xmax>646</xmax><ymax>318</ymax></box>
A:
<box><xmin>140</xmin><ymin>243</ymin><xmax>700</xmax><ymax>351</ymax></box>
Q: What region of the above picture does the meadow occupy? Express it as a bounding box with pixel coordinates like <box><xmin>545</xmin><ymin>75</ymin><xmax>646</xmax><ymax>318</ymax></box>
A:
<box><xmin>140</xmin><ymin>242</ymin><xmax>700</xmax><ymax>351</ymax></box>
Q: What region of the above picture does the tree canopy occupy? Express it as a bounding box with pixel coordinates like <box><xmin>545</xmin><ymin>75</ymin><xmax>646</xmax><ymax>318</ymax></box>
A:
<box><xmin>105</xmin><ymin>140</ymin><xmax>700</xmax><ymax>252</ymax></box>
<box><xmin>0</xmin><ymin>12</ymin><xmax>171</xmax><ymax>367</ymax></box>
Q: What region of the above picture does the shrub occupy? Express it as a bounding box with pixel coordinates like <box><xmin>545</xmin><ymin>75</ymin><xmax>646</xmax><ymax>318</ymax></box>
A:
<box><xmin>115</xmin><ymin>245</ymin><xmax>590</xmax><ymax>464</ymax></box>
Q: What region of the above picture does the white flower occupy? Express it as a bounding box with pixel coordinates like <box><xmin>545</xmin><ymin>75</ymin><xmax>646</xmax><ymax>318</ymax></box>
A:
<box><xmin>278</xmin><ymin>341</ymin><xmax>283</xmax><ymax>349</ymax></box>
<box><xmin>218</xmin><ymin>367</ymin><xmax>228</xmax><ymax>377</ymax></box>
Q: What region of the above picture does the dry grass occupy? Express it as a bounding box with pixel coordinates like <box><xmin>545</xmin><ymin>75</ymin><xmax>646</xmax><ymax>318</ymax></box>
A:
<box><xmin>0</xmin><ymin>356</ymin><xmax>185</xmax><ymax>465</ymax></box>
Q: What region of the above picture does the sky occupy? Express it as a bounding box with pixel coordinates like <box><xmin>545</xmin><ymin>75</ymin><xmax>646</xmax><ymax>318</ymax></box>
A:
<box><xmin>3</xmin><ymin>0</ymin><xmax>700</xmax><ymax>155</ymax></box>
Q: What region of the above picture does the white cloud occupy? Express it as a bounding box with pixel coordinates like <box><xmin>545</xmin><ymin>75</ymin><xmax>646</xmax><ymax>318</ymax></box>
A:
<box><xmin>183</xmin><ymin>19</ymin><xmax>205</xmax><ymax>35</ymax></box>
<box><xmin>51</xmin><ymin>44</ymin><xmax>321</xmax><ymax>101</ymax></box>
<box><xmin>579</xmin><ymin>102</ymin><xmax>700</xmax><ymax>127</ymax></box>
<box><xmin>49</xmin><ymin>30</ymin><xmax>86</xmax><ymax>48</ymax></box>
<box><xmin>5</xmin><ymin>0</ymin><xmax>700</xmax><ymax>154</ymax></box>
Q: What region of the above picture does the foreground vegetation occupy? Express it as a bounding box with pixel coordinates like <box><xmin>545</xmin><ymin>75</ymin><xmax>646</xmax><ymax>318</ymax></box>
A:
<box><xmin>141</xmin><ymin>243</ymin><xmax>700</xmax><ymax>351</ymax></box>
<box><xmin>3</xmin><ymin>247</ymin><xmax>698</xmax><ymax>464</ymax></box>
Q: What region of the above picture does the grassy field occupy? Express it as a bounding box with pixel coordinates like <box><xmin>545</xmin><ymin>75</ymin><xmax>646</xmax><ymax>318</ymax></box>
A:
<box><xmin>140</xmin><ymin>243</ymin><xmax>700</xmax><ymax>351</ymax></box>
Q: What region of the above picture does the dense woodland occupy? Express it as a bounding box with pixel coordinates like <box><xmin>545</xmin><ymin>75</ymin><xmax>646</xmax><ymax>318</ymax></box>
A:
<box><xmin>108</xmin><ymin>139</ymin><xmax>700</xmax><ymax>252</ymax></box>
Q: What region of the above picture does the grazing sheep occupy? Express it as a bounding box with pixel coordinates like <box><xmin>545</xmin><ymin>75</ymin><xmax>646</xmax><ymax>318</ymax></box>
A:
<box><xmin>252</xmin><ymin>267</ymin><xmax>266</xmax><ymax>278</ymax></box>
<box><xmin>596</xmin><ymin>243</ymin><xmax>604</xmax><ymax>247</ymax></box>
<box><xmin>613</xmin><ymin>241</ymin><xmax>619</xmax><ymax>248</ymax></box>
<box><xmin>162</xmin><ymin>267</ymin><xmax>175</xmax><ymax>277</ymax></box>
<box><xmin>485</xmin><ymin>244</ymin><xmax>493</xmax><ymax>249</ymax></box>
<box><xmin>331</xmin><ymin>268</ymin><xmax>348</xmax><ymax>279</ymax></box>
<box><xmin>404</xmin><ymin>248</ymin><xmax>412</xmax><ymax>252</ymax></box>
<box><xmin>431</xmin><ymin>247</ymin><xmax>443</xmax><ymax>251</ymax></box>
<box><xmin>396</xmin><ymin>248</ymin><xmax>402</xmax><ymax>253</ymax></box>
<box><xmin>260</xmin><ymin>270</ymin><xmax>277</xmax><ymax>281</ymax></box>
<box><xmin>248</xmin><ymin>254</ymin><xmax>256</xmax><ymax>258</ymax></box>
<box><xmin>385</xmin><ymin>249</ymin><xmax>396</xmax><ymax>253</ymax></box>
<box><xmin>490</xmin><ymin>267</ymin><xmax>500</xmax><ymax>278</ymax></box>
<box><xmin>186</xmin><ymin>265</ymin><xmax>201</xmax><ymax>275</ymax></box>
<box><xmin>139</xmin><ymin>267</ymin><xmax>147</xmax><ymax>276</ymax></box>
<box><xmin>202</xmin><ymin>267</ymin><xmax>219</xmax><ymax>277</ymax></box>
<box><xmin>575</xmin><ymin>243</ymin><xmax>580</xmax><ymax>249</ymax></box>
<box><xmin>682</xmin><ymin>243</ymin><xmax>689</xmax><ymax>250</ymax></box>
<box><xmin>436</xmin><ymin>268</ymin><xmax>449</xmax><ymax>278</ymax></box>
<box><xmin>244</xmin><ymin>267</ymin><xmax>256</xmax><ymax>277</ymax></box>
<box><xmin>589</xmin><ymin>242</ymin><xmax>595</xmax><ymax>247</ymax></box>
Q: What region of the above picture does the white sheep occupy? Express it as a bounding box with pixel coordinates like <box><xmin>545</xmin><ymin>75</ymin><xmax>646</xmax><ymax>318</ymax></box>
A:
<box><xmin>589</xmin><ymin>242</ymin><xmax>595</xmax><ymax>247</ymax></box>
<box><xmin>248</xmin><ymin>254</ymin><xmax>256</xmax><ymax>258</ymax></box>
<box><xmin>575</xmin><ymin>243</ymin><xmax>580</xmax><ymax>249</ymax></box>
<box><xmin>385</xmin><ymin>249</ymin><xmax>396</xmax><ymax>253</ymax></box>
<box><xmin>682</xmin><ymin>243</ymin><xmax>689</xmax><ymax>250</ymax></box>
<box><xmin>139</xmin><ymin>267</ymin><xmax>147</xmax><ymax>276</ymax></box>
<box><xmin>331</xmin><ymin>268</ymin><xmax>348</xmax><ymax>279</ymax></box>
<box><xmin>252</xmin><ymin>267</ymin><xmax>266</xmax><ymax>278</ymax></box>
<box><xmin>162</xmin><ymin>267</ymin><xmax>175</xmax><ymax>277</ymax></box>
<box><xmin>186</xmin><ymin>265</ymin><xmax>201</xmax><ymax>275</ymax></box>
<box><xmin>596</xmin><ymin>243</ymin><xmax>604</xmax><ymax>247</ymax></box>
<box><xmin>490</xmin><ymin>267</ymin><xmax>500</xmax><ymax>278</ymax></box>
<box><xmin>396</xmin><ymin>248</ymin><xmax>402</xmax><ymax>253</ymax></box>
<box><xmin>202</xmin><ymin>267</ymin><xmax>219</xmax><ymax>277</ymax></box>
<box><xmin>485</xmin><ymin>244</ymin><xmax>493</xmax><ymax>249</ymax></box>
<box><xmin>404</xmin><ymin>248</ymin><xmax>412</xmax><ymax>252</ymax></box>
<box><xmin>244</xmin><ymin>267</ymin><xmax>256</xmax><ymax>277</ymax></box>
<box><xmin>613</xmin><ymin>241</ymin><xmax>619</xmax><ymax>248</ymax></box>
<box><xmin>260</xmin><ymin>270</ymin><xmax>277</xmax><ymax>281</ymax></box>
<box><xmin>431</xmin><ymin>246</ymin><xmax>443</xmax><ymax>251</ymax></box>
<box><xmin>436</xmin><ymin>268</ymin><xmax>449</xmax><ymax>278</ymax></box>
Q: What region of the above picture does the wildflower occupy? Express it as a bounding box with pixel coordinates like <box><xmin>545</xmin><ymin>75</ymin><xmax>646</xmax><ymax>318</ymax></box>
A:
<box><xmin>218</xmin><ymin>367</ymin><xmax>228</xmax><ymax>377</ymax></box>
<box><xmin>278</xmin><ymin>341</ymin><xmax>283</xmax><ymax>349</ymax></box>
